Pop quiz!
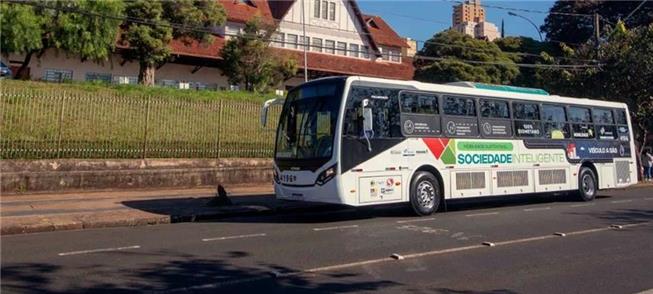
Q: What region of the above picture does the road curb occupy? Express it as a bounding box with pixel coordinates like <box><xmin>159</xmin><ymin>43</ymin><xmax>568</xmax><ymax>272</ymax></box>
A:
<box><xmin>1</xmin><ymin>203</ymin><xmax>341</xmax><ymax>235</ymax></box>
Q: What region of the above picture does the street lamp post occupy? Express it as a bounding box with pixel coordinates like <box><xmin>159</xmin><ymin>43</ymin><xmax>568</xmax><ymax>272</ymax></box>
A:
<box><xmin>508</xmin><ymin>11</ymin><xmax>543</xmax><ymax>41</ymax></box>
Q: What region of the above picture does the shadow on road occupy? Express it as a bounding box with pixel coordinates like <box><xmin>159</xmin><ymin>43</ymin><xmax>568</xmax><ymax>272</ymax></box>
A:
<box><xmin>121</xmin><ymin>190</ymin><xmax>612</xmax><ymax>225</ymax></box>
<box><xmin>1</xmin><ymin>251</ymin><xmax>400</xmax><ymax>293</ymax></box>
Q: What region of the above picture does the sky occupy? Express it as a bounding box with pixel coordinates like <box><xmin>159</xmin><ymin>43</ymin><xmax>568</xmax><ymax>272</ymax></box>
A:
<box><xmin>357</xmin><ymin>0</ymin><xmax>556</xmax><ymax>45</ymax></box>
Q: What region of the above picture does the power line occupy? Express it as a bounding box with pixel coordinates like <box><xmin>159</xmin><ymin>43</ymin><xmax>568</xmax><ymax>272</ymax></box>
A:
<box><xmin>8</xmin><ymin>0</ymin><xmax>601</xmax><ymax>69</ymax></box>
<box><xmin>625</xmin><ymin>0</ymin><xmax>648</xmax><ymax>21</ymax></box>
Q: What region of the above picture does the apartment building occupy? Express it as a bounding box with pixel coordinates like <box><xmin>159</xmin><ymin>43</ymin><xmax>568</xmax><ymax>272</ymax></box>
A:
<box><xmin>451</xmin><ymin>0</ymin><xmax>499</xmax><ymax>41</ymax></box>
<box><xmin>5</xmin><ymin>0</ymin><xmax>413</xmax><ymax>90</ymax></box>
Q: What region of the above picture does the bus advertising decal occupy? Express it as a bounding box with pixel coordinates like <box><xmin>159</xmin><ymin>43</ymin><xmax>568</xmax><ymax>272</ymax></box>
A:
<box><xmin>423</xmin><ymin>139</ymin><xmax>568</xmax><ymax>165</ymax></box>
<box><xmin>573</xmin><ymin>141</ymin><xmax>630</xmax><ymax>159</ymax></box>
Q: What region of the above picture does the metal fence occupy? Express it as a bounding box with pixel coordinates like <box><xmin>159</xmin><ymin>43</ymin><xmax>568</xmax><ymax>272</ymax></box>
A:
<box><xmin>0</xmin><ymin>86</ymin><xmax>281</xmax><ymax>159</ymax></box>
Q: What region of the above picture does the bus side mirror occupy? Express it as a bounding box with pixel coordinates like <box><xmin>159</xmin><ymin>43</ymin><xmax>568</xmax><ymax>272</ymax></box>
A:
<box><xmin>361</xmin><ymin>99</ymin><xmax>373</xmax><ymax>152</ymax></box>
<box><xmin>362</xmin><ymin>99</ymin><xmax>373</xmax><ymax>133</ymax></box>
<box><xmin>260</xmin><ymin>98</ymin><xmax>284</xmax><ymax>127</ymax></box>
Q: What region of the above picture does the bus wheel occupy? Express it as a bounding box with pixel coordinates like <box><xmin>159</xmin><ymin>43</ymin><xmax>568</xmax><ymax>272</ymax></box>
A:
<box><xmin>576</xmin><ymin>167</ymin><xmax>597</xmax><ymax>201</ymax></box>
<box><xmin>410</xmin><ymin>171</ymin><xmax>441</xmax><ymax>216</ymax></box>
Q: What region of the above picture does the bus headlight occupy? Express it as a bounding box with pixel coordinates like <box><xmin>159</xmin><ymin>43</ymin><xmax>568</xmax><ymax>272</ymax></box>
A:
<box><xmin>273</xmin><ymin>169</ymin><xmax>280</xmax><ymax>184</ymax></box>
<box><xmin>316</xmin><ymin>164</ymin><xmax>337</xmax><ymax>186</ymax></box>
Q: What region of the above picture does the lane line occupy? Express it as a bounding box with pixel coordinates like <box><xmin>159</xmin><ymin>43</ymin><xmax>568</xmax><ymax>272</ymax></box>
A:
<box><xmin>313</xmin><ymin>225</ymin><xmax>359</xmax><ymax>231</ymax></box>
<box><xmin>396</xmin><ymin>217</ymin><xmax>436</xmax><ymax>224</ymax></box>
<box><xmin>523</xmin><ymin>207</ymin><xmax>551</xmax><ymax>212</ymax></box>
<box><xmin>202</xmin><ymin>233</ymin><xmax>267</xmax><ymax>242</ymax></box>
<box><xmin>644</xmin><ymin>198</ymin><xmax>653</xmax><ymax>201</ymax></box>
<box><xmin>570</xmin><ymin>203</ymin><xmax>595</xmax><ymax>208</ymax></box>
<box><xmin>58</xmin><ymin>245</ymin><xmax>140</xmax><ymax>256</ymax></box>
<box><xmin>160</xmin><ymin>221</ymin><xmax>651</xmax><ymax>292</ymax></box>
<box><xmin>611</xmin><ymin>200</ymin><xmax>633</xmax><ymax>204</ymax></box>
<box><xmin>465</xmin><ymin>212</ymin><xmax>499</xmax><ymax>217</ymax></box>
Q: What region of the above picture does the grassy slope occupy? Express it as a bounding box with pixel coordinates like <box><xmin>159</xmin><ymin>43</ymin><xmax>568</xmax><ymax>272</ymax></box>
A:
<box><xmin>1</xmin><ymin>80</ymin><xmax>282</xmax><ymax>159</ymax></box>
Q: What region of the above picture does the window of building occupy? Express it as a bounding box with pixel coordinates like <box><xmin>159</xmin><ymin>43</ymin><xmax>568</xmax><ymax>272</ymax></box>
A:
<box><xmin>225</xmin><ymin>25</ymin><xmax>240</xmax><ymax>36</ymax></box>
<box><xmin>480</xmin><ymin>99</ymin><xmax>509</xmax><ymax>118</ymax></box>
<box><xmin>271</xmin><ymin>32</ymin><xmax>284</xmax><ymax>48</ymax></box>
<box><xmin>44</xmin><ymin>69</ymin><xmax>73</xmax><ymax>83</ymax></box>
<box><xmin>443</xmin><ymin>96</ymin><xmax>475</xmax><ymax>116</ymax></box>
<box><xmin>287</xmin><ymin>34</ymin><xmax>298</xmax><ymax>49</ymax></box>
<box><xmin>381</xmin><ymin>48</ymin><xmax>389</xmax><ymax>61</ymax></box>
<box><xmin>362</xmin><ymin>45</ymin><xmax>369</xmax><ymax>58</ymax></box>
<box><xmin>312</xmin><ymin>37</ymin><xmax>323</xmax><ymax>52</ymax></box>
<box><xmin>349</xmin><ymin>44</ymin><xmax>359</xmax><ymax>57</ymax></box>
<box><xmin>85</xmin><ymin>72</ymin><xmax>111</xmax><ymax>83</ymax></box>
<box><xmin>328</xmin><ymin>2</ymin><xmax>336</xmax><ymax>21</ymax></box>
<box><xmin>313</xmin><ymin>0</ymin><xmax>320</xmax><ymax>18</ymax></box>
<box><xmin>336</xmin><ymin>42</ymin><xmax>347</xmax><ymax>56</ymax></box>
<box><xmin>325</xmin><ymin>40</ymin><xmax>335</xmax><ymax>54</ymax></box>
<box><xmin>568</xmin><ymin>106</ymin><xmax>594</xmax><ymax>139</ymax></box>
<box><xmin>542</xmin><ymin>104</ymin><xmax>570</xmax><ymax>139</ymax></box>
<box><xmin>113</xmin><ymin>75</ymin><xmax>137</xmax><ymax>85</ymax></box>
<box><xmin>299</xmin><ymin>36</ymin><xmax>310</xmax><ymax>50</ymax></box>
<box><xmin>390</xmin><ymin>49</ymin><xmax>400</xmax><ymax>62</ymax></box>
<box><xmin>400</xmin><ymin>91</ymin><xmax>438</xmax><ymax>115</ymax></box>
<box><xmin>321</xmin><ymin>0</ymin><xmax>328</xmax><ymax>19</ymax></box>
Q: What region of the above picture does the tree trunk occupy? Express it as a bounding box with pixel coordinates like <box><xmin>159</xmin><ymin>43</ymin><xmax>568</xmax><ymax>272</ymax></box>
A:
<box><xmin>16</xmin><ymin>51</ymin><xmax>34</xmax><ymax>80</ymax></box>
<box><xmin>138</xmin><ymin>62</ymin><xmax>156</xmax><ymax>86</ymax></box>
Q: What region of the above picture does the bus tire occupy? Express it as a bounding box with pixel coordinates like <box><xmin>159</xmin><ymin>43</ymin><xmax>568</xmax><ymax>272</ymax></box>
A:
<box><xmin>576</xmin><ymin>167</ymin><xmax>597</xmax><ymax>201</ymax></box>
<box><xmin>409</xmin><ymin>171</ymin><xmax>441</xmax><ymax>216</ymax></box>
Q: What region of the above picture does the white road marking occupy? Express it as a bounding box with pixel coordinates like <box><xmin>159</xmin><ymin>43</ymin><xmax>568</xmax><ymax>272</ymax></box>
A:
<box><xmin>201</xmin><ymin>233</ymin><xmax>267</xmax><ymax>242</ymax></box>
<box><xmin>465</xmin><ymin>212</ymin><xmax>499</xmax><ymax>217</ymax></box>
<box><xmin>396</xmin><ymin>217</ymin><xmax>436</xmax><ymax>224</ymax></box>
<box><xmin>570</xmin><ymin>203</ymin><xmax>595</xmax><ymax>208</ymax></box>
<box><xmin>610</xmin><ymin>200</ymin><xmax>633</xmax><ymax>204</ymax></box>
<box><xmin>313</xmin><ymin>225</ymin><xmax>359</xmax><ymax>231</ymax></box>
<box><xmin>159</xmin><ymin>221</ymin><xmax>652</xmax><ymax>292</ymax></box>
<box><xmin>58</xmin><ymin>245</ymin><xmax>140</xmax><ymax>256</ymax></box>
<box><xmin>644</xmin><ymin>198</ymin><xmax>653</xmax><ymax>201</ymax></box>
<box><xmin>523</xmin><ymin>207</ymin><xmax>551</xmax><ymax>212</ymax></box>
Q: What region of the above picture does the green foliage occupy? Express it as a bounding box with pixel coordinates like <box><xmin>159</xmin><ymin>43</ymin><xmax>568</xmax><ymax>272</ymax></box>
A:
<box><xmin>54</xmin><ymin>0</ymin><xmax>124</xmax><ymax>62</ymax></box>
<box><xmin>494</xmin><ymin>36</ymin><xmax>559</xmax><ymax>88</ymax></box>
<box><xmin>0</xmin><ymin>2</ymin><xmax>44</xmax><ymax>55</ymax></box>
<box><xmin>414</xmin><ymin>30</ymin><xmax>518</xmax><ymax>84</ymax></box>
<box><xmin>221</xmin><ymin>17</ymin><xmax>298</xmax><ymax>92</ymax></box>
<box><xmin>120</xmin><ymin>0</ymin><xmax>226</xmax><ymax>85</ymax></box>
<box><xmin>541</xmin><ymin>1</ymin><xmax>653</xmax><ymax>44</ymax></box>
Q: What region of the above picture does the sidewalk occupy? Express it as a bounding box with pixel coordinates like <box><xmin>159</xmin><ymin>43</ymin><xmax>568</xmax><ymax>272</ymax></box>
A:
<box><xmin>0</xmin><ymin>185</ymin><xmax>325</xmax><ymax>235</ymax></box>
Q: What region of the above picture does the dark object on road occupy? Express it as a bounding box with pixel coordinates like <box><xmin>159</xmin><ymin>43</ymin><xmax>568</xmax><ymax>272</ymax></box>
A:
<box><xmin>206</xmin><ymin>185</ymin><xmax>233</xmax><ymax>207</ymax></box>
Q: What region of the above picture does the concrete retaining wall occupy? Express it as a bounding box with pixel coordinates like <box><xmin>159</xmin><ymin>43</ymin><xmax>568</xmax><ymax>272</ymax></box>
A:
<box><xmin>1</xmin><ymin>158</ymin><xmax>273</xmax><ymax>194</ymax></box>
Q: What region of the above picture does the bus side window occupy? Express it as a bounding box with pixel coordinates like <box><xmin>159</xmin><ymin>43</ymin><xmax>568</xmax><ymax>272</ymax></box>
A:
<box><xmin>541</xmin><ymin>104</ymin><xmax>570</xmax><ymax>139</ymax></box>
<box><xmin>614</xmin><ymin>109</ymin><xmax>630</xmax><ymax>142</ymax></box>
<box><xmin>593</xmin><ymin>108</ymin><xmax>617</xmax><ymax>140</ymax></box>
<box><xmin>568</xmin><ymin>106</ymin><xmax>595</xmax><ymax>139</ymax></box>
<box><xmin>343</xmin><ymin>86</ymin><xmax>402</xmax><ymax>138</ymax></box>
<box><xmin>479</xmin><ymin>99</ymin><xmax>512</xmax><ymax>138</ymax></box>
<box><xmin>513</xmin><ymin>102</ymin><xmax>542</xmax><ymax>138</ymax></box>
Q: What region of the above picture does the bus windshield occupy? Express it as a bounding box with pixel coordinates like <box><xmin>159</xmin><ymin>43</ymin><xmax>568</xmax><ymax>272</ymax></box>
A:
<box><xmin>275</xmin><ymin>80</ymin><xmax>343</xmax><ymax>160</ymax></box>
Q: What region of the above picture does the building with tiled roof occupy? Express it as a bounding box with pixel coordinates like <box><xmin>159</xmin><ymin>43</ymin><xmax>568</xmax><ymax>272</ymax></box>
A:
<box><xmin>6</xmin><ymin>0</ymin><xmax>414</xmax><ymax>90</ymax></box>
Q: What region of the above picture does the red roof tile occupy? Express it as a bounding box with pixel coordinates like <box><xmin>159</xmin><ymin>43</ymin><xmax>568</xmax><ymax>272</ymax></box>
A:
<box><xmin>363</xmin><ymin>15</ymin><xmax>408</xmax><ymax>48</ymax></box>
<box><xmin>220</xmin><ymin>0</ymin><xmax>274</xmax><ymax>23</ymax></box>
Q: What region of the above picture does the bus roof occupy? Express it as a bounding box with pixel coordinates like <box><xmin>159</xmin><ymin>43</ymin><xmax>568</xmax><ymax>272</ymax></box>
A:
<box><xmin>346</xmin><ymin>76</ymin><xmax>627</xmax><ymax>109</ymax></box>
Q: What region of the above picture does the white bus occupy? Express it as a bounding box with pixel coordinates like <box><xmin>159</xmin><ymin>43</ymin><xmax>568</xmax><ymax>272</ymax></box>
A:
<box><xmin>261</xmin><ymin>76</ymin><xmax>637</xmax><ymax>215</ymax></box>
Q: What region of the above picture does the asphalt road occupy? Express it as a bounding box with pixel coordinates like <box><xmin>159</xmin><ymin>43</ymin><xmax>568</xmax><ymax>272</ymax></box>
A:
<box><xmin>2</xmin><ymin>187</ymin><xmax>653</xmax><ymax>294</ymax></box>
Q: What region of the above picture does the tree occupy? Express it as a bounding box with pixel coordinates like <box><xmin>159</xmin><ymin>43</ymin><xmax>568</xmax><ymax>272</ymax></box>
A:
<box><xmin>537</xmin><ymin>23</ymin><xmax>653</xmax><ymax>174</ymax></box>
<box><xmin>0</xmin><ymin>0</ymin><xmax>123</xmax><ymax>79</ymax></box>
<box><xmin>0</xmin><ymin>2</ymin><xmax>44</xmax><ymax>78</ymax></box>
<box><xmin>541</xmin><ymin>1</ymin><xmax>653</xmax><ymax>44</ymax></box>
<box><xmin>120</xmin><ymin>0</ymin><xmax>225</xmax><ymax>86</ymax></box>
<box><xmin>221</xmin><ymin>17</ymin><xmax>298</xmax><ymax>92</ymax></box>
<box><xmin>414</xmin><ymin>30</ymin><xmax>518</xmax><ymax>84</ymax></box>
<box><xmin>494</xmin><ymin>36</ymin><xmax>558</xmax><ymax>88</ymax></box>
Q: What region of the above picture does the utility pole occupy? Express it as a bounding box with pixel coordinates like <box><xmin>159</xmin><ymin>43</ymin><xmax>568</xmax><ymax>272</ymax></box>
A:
<box><xmin>594</xmin><ymin>13</ymin><xmax>600</xmax><ymax>49</ymax></box>
<box><xmin>301</xmin><ymin>0</ymin><xmax>308</xmax><ymax>82</ymax></box>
